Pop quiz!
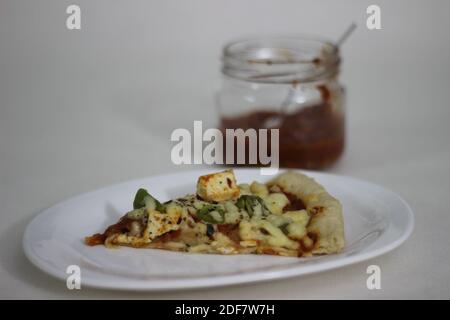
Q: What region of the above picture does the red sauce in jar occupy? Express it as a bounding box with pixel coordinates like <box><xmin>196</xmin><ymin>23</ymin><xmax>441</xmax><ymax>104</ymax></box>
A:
<box><xmin>220</xmin><ymin>100</ymin><xmax>344</xmax><ymax>169</ymax></box>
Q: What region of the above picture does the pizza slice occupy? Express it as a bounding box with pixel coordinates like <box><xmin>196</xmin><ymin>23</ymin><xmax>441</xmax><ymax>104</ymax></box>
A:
<box><xmin>85</xmin><ymin>170</ymin><xmax>345</xmax><ymax>257</ymax></box>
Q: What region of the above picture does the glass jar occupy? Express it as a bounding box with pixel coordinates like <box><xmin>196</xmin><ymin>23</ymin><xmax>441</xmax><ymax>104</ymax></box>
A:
<box><xmin>217</xmin><ymin>36</ymin><xmax>345</xmax><ymax>169</ymax></box>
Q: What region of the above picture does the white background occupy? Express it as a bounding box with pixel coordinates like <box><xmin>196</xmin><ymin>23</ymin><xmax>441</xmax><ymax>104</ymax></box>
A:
<box><xmin>1</xmin><ymin>0</ymin><xmax>449</xmax><ymax>299</ymax></box>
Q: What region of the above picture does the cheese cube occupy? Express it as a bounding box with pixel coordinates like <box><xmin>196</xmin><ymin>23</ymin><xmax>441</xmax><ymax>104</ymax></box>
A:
<box><xmin>196</xmin><ymin>170</ymin><xmax>240</xmax><ymax>202</ymax></box>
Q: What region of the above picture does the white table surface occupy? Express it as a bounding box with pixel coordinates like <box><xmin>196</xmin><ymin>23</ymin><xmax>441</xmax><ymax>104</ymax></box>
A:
<box><xmin>1</xmin><ymin>0</ymin><xmax>449</xmax><ymax>299</ymax></box>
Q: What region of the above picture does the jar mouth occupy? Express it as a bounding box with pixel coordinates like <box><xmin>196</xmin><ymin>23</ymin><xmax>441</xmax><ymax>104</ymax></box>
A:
<box><xmin>222</xmin><ymin>36</ymin><xmax>340</xmax><ymax>84</ymax></box>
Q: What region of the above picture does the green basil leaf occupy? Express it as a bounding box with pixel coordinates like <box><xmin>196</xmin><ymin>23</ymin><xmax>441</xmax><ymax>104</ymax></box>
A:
<box><xmin>133</xmin><ymin>188</ymin><xmax>165</xmax><ymax>212</ymax></box>
<box><xmin>236</xmin><ymin>195</ymin><xmax>271</xmax><ymax>217</ymax></box>
<box><xmin>196</xmin><ymin>204</ymin><xmax>225</xmax><ymax>224</ymax></box>
<box><xmin>133</xmin><ymin>188</ymin><xmax>149</xmax><ymax>209</ymax></box>
<box><xmin>279</xmin><ymin>223</ymin><xmax>290</xmax><ymax>235</ymax></box>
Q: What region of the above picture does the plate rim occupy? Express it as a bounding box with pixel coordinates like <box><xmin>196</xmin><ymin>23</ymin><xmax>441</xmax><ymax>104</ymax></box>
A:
<box><xmin>23</xmin><ymin>169</ymin><xmax>415</xmax><ymax>291</ymax></box>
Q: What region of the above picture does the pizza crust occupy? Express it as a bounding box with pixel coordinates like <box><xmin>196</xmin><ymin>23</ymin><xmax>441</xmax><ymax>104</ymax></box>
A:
<box><xmin>267</xmin><ymin>171</ymin><xmax>345</xmax><ymax>255</ymax></box>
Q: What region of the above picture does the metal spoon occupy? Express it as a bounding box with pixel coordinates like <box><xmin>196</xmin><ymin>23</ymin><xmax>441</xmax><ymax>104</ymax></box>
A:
<box><xmin>263</xmin><ymin>23</ymin><xmax>357</xmax><ymax>129</ymax></box>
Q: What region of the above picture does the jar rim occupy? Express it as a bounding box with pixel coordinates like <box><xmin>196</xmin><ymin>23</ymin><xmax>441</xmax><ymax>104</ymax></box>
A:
<box><xmin>222</xmin><ymin>35</ymin><xmax>340</xmax><ymax>84</ymax></box>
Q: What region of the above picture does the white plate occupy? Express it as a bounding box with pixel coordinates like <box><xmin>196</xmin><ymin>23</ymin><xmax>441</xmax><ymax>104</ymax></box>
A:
<box><xmin>23</xmin><ymin>169</ymin><xmax>414</xmax><ymax>291</ymax></box>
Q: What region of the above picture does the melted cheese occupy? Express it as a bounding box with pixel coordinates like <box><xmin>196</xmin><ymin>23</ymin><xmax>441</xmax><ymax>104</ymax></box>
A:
<box><xmin>257</xmin><ymin>220</ymin><xmax>299</xmax><ymax>250</ymax></box>
<box><xmin>262</xmin><ymin>193</ymin><xmax>290</xmax><ymax>214</ymax></box>
<box><xmin>250</xmin><ymin>181</ymin><xmax>269</xmax><ymax>197</ymax></box>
